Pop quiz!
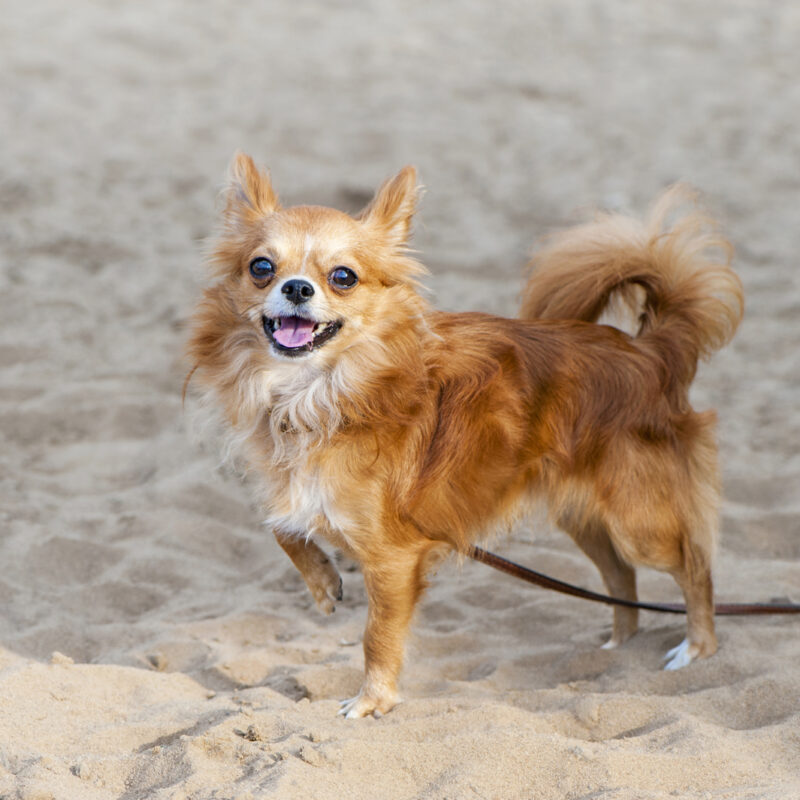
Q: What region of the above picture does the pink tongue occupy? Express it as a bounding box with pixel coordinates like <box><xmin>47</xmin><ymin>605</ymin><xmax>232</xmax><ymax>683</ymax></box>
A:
<box><xmin>274</xmin><ymin>316</ymin><xmax>315</xmax><ymax>348</ymax></box>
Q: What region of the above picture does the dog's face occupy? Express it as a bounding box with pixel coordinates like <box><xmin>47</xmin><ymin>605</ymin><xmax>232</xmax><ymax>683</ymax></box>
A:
<box><xmin>212</xmin><ymin>154</ymin><xmax>427</xmax><ymax>367</ymax></box>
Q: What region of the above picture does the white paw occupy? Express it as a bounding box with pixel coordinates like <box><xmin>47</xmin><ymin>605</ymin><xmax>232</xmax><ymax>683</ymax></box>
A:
<box><xmin>663</xmin><ymin>638</ymin><xmax>696</xmax><ymax>670</ymax></box>
<box><xmin>337</xmin><ymin>687</ymin><xmax>399</xmax><ymax>719</ymax></box>
<box><xmin>601</xmin><ymin>636</ymin><xmax>621</xmax><ymax>650</ymax></box>
<box><xmin>338</xmin><ymin>694</ymin><xmax>371</xmax><ymax>720</ymax></box>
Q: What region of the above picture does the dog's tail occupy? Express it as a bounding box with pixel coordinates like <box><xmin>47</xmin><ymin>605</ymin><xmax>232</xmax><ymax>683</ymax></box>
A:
<box><xmin>520</xmin><ymin>184</ymin><xmax>744</xmax><ymax>389</ymax></box>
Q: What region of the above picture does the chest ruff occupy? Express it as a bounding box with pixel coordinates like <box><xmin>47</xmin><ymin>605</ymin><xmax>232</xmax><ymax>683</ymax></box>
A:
<box><xmin>259</xmin><ymin>455</ymin><xmax>352</xmax><ymax>540</ymax></box>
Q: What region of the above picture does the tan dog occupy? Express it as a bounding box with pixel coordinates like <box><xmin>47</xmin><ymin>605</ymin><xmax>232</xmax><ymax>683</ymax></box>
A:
<box><xmin>187</xmin><ymin>154</ymin><xmax>743</xmax><ymax>717</ymax></box>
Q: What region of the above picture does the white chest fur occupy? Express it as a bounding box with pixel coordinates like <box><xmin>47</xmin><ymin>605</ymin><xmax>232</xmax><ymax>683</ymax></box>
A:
<box><xmin>261</xmin><ymin>456</ymin><xmax>351</xmax><ymax>539</ymax></box>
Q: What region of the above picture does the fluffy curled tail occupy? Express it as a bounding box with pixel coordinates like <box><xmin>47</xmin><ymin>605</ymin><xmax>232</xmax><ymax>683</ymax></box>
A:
<box><xmin>521</xmin><ymin>184</ymin><xmax>744</xmax><ymax>387</ymax></box>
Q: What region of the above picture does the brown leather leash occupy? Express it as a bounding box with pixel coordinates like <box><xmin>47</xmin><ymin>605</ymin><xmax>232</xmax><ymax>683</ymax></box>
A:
<box><xmin>469</xmin><ymin>546</ymin><xmax>800</xmax><ymax>615</ymax></box>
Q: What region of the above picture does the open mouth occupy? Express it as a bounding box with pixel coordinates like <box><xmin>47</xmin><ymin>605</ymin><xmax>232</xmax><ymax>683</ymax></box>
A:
<box><xmin>263</xmin><ymin>315</ymin><xmax>342</xmax><ymax>356</ymax></box>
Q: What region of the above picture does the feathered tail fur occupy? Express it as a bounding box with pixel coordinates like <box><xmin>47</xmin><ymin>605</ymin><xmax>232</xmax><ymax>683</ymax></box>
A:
<box><xmin>520</xmin><ymin>185</ymin><xmax>744</xmax><ymax>389</ymax></box>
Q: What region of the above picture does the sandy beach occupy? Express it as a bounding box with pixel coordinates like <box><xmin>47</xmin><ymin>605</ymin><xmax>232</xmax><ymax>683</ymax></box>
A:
<box><xmin>1</xmin><ymin>1</ymin><xmax>799</xmax><ymax>797</ymax></box>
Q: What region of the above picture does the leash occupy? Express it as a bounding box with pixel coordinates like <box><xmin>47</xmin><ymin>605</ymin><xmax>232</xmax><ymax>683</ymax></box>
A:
<box><xmin>468</xmin><ymin>546</ymin><xmax>800</xmax><ymax>616</ymax></box>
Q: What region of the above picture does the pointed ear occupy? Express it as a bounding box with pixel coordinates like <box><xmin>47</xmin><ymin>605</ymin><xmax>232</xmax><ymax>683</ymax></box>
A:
<box><xmin>358</xmin><ymin>166</ymin><xmax>421</xmax><ymax>248</ymax></box>
<box><xmin>222</xmin><ymin>152</ymin><xmax>280</xmax><ymax>227</ymax></box>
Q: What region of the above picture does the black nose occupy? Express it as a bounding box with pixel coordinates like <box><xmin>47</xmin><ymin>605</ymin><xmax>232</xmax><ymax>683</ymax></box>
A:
<box><xmin>281</xmin><ymin>279</ymin><xmax>315</xmax><ymax>305</ymax></box>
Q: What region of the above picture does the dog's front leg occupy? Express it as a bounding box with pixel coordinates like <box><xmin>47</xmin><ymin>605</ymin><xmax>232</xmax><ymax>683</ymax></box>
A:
<box><xmin>274</xmin><ymin>531</ymin><xmax>343</xmax><ymax>615</ymax></box>
<box><xmin>339</xmin><ymin>546</ymin><xmax>430</xmax><ymax>719</ymax></box>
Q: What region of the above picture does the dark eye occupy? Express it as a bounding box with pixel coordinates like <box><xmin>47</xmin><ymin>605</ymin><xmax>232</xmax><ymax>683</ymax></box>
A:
<box><xmin>249</xmin><ymin>257</ymin><xmax>275</xmax><ymax>281</ymax></box>
<box><xmin>329</xmin><ymin>266</ymin><xmax>358</xmax><ymax>289</ymax></box>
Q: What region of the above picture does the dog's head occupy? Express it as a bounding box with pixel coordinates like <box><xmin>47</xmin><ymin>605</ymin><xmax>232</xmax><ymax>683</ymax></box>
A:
<box><xmin>210</xmin><ymin>153</ymin><xmax>427</xmax><ymax>366</ymax></box>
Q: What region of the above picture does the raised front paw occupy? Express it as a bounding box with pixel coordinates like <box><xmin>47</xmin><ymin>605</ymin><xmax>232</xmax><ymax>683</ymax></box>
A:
<box><xmin>274</xmin><ymin>535</ymin><xmax>344</xmax><ymax>615</ymax></box>
<box><xmin>307</xmin><ymin>558</ymin><xmax>343</xmax><ymax>615</ymax></box>
<box><xmin>338</xmin><ymin>685</ymin><xmax>400</xmax><ymax>719</ymax></box>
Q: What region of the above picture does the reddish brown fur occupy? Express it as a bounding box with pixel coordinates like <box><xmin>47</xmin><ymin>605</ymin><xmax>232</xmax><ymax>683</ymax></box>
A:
<box><xmin>186</xmin><ymin>155</ymin><xmax>743</xmax><ymax>717</ymax></box>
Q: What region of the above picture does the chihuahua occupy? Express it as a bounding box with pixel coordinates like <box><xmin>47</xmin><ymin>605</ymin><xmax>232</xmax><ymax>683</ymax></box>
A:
<box><xmin>187</xmin><ymin>154</ymin><xmax>743</xmax><ymax>717</ymax></box>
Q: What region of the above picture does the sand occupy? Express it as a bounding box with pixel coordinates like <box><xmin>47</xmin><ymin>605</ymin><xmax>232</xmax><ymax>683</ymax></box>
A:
<box><xmin>1</xmin><ymin>1</ymin><xmax>799</xmax><ymax>798</ymax></box>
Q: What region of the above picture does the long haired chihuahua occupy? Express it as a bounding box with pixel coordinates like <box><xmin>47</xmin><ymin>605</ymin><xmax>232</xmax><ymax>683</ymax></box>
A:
<box><xmin>186</xmin><ymin>154</ymin><xmax>743</xmax><ymax>718</ymax></box>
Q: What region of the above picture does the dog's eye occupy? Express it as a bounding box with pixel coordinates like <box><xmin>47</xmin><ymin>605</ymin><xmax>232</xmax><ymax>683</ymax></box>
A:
<box><xmin>249</xmin><ymin>257</ymin><xmax>275</xmax><ymax>281</ymax></box>
<box><xmin>329</xmin><ymin>267</ymin><xmax>358</xmax><ymax>289</ymax></box>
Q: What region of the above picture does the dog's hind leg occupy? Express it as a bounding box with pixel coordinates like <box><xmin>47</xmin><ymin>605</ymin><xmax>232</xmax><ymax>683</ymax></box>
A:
<box><xmin>664</xmin><ymin>542</ymin><xmax>717</xmax><ymax>670</ymax></box>
<box><xmin>562</xmin><ymin>517</ymin><xmax>639</xmax><ymax>648</ymax></box>
<box><xmin>274</xmin><ymin>531</ymin><xmax>343</xmax><ymax>615</ymax></box>
<box><xmin>664</xmin><ymin>428</ymin><xmax>720</xmax><ymax>669</ymax></box>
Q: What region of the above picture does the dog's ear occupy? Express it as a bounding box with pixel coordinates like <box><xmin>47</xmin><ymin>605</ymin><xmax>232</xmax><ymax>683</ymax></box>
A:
<box><xmin>222</xmin><ymin>152</ymin><xmax>280</xmax><ymax>227</ymax></box>
<box><xmin>358</xmin><ymin>166</ymin><xmax>420</xmax><ymax>248</ymax></box>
